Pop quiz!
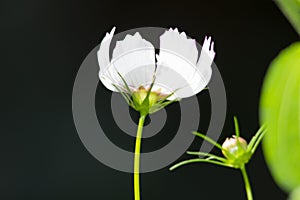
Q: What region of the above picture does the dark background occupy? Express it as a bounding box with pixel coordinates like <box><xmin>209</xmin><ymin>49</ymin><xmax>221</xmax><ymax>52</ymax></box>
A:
<box><xmin>2</xmin><ymin>0</ymin><xmax>299</xmax><ymax>199</ymax></box>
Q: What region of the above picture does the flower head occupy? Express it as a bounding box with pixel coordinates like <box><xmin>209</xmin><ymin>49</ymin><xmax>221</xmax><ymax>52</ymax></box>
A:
<box><xmin>97</xmin><ymin>27</ymin><xmax>215</xmax><ymax>115</ymax></box>
<box><xmin>222</xmin><ymin>136</ymin><xmax>248</xmax><ymax>158</ymax></box>
<box><xmin>221</xmin><ymin>135</ymin><xmax>250</xmax><ymax>167</ymax></box>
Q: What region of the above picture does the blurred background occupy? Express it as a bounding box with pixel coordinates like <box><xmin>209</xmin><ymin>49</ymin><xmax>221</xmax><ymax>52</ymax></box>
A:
<box><xmin>2</xmin><ymin>0</ymin><xmax>299</xmax><ymax>199</ymax></box>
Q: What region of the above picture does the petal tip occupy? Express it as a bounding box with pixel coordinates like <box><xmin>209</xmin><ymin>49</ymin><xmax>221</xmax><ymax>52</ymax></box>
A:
<box><xmin>110</xmin><ymin>27</ymin><xmax>116</xmax><ymax>35</ymax></box>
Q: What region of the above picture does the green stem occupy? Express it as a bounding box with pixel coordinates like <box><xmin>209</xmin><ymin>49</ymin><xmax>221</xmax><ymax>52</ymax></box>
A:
<box><xmin>240</xmin><ymin>165</ymin><xmax>253</xmax><ymax>200</ymax></box>
<box><xmin>134</xmin><ymin>114</ymin><xmax>146</xmax><ymax>200</ymax></box>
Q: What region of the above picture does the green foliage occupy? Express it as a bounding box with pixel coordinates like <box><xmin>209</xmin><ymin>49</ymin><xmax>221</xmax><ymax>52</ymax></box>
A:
<box><xmin>276</xmin><ymin>0</ymin><xmax>300</xmax><ymax>35</ymax></box>
<box><xmin>260</xmin><ymin>42</ymin><xmax>300</xmax><ymax>193</ymax></box>
<box><xmin>289</xmin><ymin>186</ymin><xmax>300</xmax><ymax>200</ymax></box>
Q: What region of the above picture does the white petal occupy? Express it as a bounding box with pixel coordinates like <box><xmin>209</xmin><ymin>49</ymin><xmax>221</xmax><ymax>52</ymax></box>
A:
<box><xmin>193</xmin><ymin>36</ymin><xmax>215</xmax><ymax>93</ymax></box>
<box><xmin>155</xmin><ymin>28</ymin><xmax>213</xmax><ymax>99</ymax></box>
<box><xmin>155</xmin><ymin>55</ymin><xmax>204</xmax><ymax>99</ymax></box>
<box><xmin>110</xmin><ymin>32</ymin><xmax>155</xmax><ymax>90</ymax></box>
<box><xmin>159</xmin><ymin>28</ymin><xmax>198</xmax><ymax>65</ymax></box>
<box><xmin>97</xmin><ymin>27</ymin><xmax>118</xmax><ymax>91</ymax></box>
<box><xmin>199</xmin><ymin>36</ymin><xmax>216</xmax><ymax>61</ymax></box>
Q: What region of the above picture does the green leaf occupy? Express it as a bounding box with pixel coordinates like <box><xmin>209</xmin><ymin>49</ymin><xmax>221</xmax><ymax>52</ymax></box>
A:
<box><xmin>247</xmin><ymin>125</ymin><xmax>266</xmax><ymax>152</ymax></box>
<box><xmin>112</xmin><ymin>84</ymin><xmax>133</xmax><ymax>105</ymax></box>
<box><xmin>233</xmin><ymin>116</ymin><xmax>240</xmax><ymax>137</ymax></box>
<box><xmin>192</xmin><ymin>132</ymin><xmax>224</xmax><ymax>151</ymax></box>
<box><xmin>117</xmin><ymin>71</ymin><xmax>132</xmax><ymax>94</ymax></box>
<box><xmin>148</xmin><ymin>98</ymin><xmax>179</xmax><ymax>114</ymax></box>
<box><xmin>289</xmin><ymin>186</ymin><xmax>300</xmax><ymax>200</ymax></box>
<box><xmin>169</xmin><ymin>158</ymin><xmax>234</xmax><ymax>171</ymax></box>
<box><xmin>275</xmin><ymin>0</ymin><xmax>300</xmax><ymax>35</ymax></box>
<box><xmin>260</xmin><ymin>42</ymin><xmax>300</xmax><ymax>192</ymax></box>
<box><xmin>186</xmin><ymin>151</ymin><xmax>227</xmax><ymax>162</ymax></box>
<box><xmin>249</xmin><ymin>127</ymin><xmax>266</xmax><ymax>155</ymax></box>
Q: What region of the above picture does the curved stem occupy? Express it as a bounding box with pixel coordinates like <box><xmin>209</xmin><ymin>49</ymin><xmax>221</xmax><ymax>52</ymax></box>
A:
<box><xmin>134</xmin><ymin>114</ymin><xmax>146</xmax><ymax>200</ymax></box>
<box><xmin>240</xmin><ymin>165</ymin><xmax>253</xmax><ymax>200</ymax></box>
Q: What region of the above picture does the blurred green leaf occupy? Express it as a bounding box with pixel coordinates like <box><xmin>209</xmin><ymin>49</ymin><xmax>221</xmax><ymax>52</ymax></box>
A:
<box><xmin>260</xmin><ymin>42</ymin><xmax>300</xmax><ymax>192</ymax></box>
<box><xmin>289</xmin><ymin>186</ymin><xmax>300</xmax><ymax>200</ymax></box>
<box><xmin>275</xmin><ymin>0</ymin><xmax>300</xmax><ymax>35</ymax></box>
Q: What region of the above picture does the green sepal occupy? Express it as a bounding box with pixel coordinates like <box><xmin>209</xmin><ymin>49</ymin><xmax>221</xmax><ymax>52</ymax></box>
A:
<box><xmin>114</xmin><ymin>71</ymin><xmax>178</xmax><ymax>116</ymax></box>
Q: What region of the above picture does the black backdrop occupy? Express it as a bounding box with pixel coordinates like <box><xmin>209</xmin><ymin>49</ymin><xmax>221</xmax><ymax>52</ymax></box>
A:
<box><xmin>3</xmin><ymin>0</ymin><xmax>299</xmax><ymax>199</ymax></box>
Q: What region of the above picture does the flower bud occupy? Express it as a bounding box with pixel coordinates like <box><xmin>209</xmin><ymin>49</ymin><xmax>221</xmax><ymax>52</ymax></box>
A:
<box><xmin>222</xmin><ymin>136</ymin><xmax>248</xmax><ymax>159</ymax></box>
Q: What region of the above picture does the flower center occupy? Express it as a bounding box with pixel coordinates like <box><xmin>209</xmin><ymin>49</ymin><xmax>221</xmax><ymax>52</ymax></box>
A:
<box><xmin>132</xmin><ymin>86</ymin><xmax>159</xmax><ymax>105</ymax></box>
<box><xmin>131</xmin><ymin>86</ymin><xmax>165</xmax><ymax>116</ymax></box>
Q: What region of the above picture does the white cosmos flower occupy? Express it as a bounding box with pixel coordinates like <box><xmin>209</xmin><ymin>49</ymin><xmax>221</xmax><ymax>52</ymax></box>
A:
<box><xmin>97</xmin><ymin>27</ymin><xmax>215</xmax><ymax>101</ymax></box>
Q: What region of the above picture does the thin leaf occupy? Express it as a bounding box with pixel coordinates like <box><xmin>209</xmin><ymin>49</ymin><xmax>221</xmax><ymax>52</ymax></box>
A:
<box><xmin>112</xmin><ymin>84</ymin><xmax>133</xmax><ymax>105</ymax></box>
<box><xmin>233</xmin><ymin>116</ymin><xmax>246</xmax><ymax>155</ymax></box>
<box><xmin>117</xmin><ymin>71</ymin><xmax>132</xmax><ymax>94</ymax></box>
<box><xmin>149</xmin><ymin>99</ymin><xmax>179</xmax><ymax>114</ymax></box>
<box><xmin>156</xmin><ymin>88</ymin><xmax>180</xmax><ymax>104</ymax></box>
<box><xmin>233</xmin><ymin>116</ymin><xmax>240</xmax><ymax>137</ymax></box>
<box><xmin>169</xmin><ymin>158</ymin><xmax>233</xmax><ymax>171</ymax></box>
<box><xmin>143</xmin><ymin>75</ymin><xmax>156</xmax><ymax>105</ymax></box>
<box><xmin>192</xmin><ymin>132</ymin><xmax>224</xmax><ymax>151</ymax></box>
<box><xmin>247</xmin><ymin>125</ymin><xmax>266</xmax><ymax>151</ymax></box>
<box><xmin>186</xmin><ymin>151</ymin><xmax>227</xmax><ymax>162</ymax></box>
<box><xmin>250</xmin><ymin>128</ymin><xmax>266</xmax><ymax>155</ymax></box>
